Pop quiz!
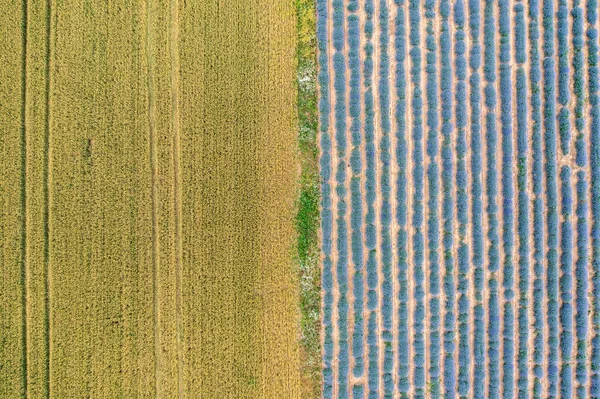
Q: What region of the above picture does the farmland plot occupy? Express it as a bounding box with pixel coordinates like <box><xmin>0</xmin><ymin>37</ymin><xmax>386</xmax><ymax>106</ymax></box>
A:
<box><xmin>0</xmin><ymin>1</ymin><xmax>300</xmax><ymax>398</ymax></box>
<box><xmin>318</xmin><ymin>0</ymin><xmax>600</xmax><ymax>397</ymax></box>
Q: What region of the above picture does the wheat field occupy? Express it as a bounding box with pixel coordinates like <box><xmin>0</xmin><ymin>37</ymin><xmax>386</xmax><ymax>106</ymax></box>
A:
<box><xmin>0</xmin><ymin>1</ymin><xmax>302</xmax><ymax>397</ymax></box>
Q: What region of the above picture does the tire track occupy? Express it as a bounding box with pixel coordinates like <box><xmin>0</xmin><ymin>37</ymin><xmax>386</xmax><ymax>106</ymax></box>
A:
<box><xmin>23</xmin><ymin>0</ymin><xmax>54</xmax><ymax>396</ymax></box>
<box><xmin>145</xmin><ymin>0</ymin><xmax>161</xmax><ymax>395</ymax></box>
<box><xmin>169</xmin><ymin>1</ymin><xmax>183</xmax><ymax>396</ymax></box>
<box><xmin>44</xmin><ymin>0</ymin><xmax>52</xmax><ymax>394</ymax></box>
<box><xmin>20</xmin><ymin>1</ymin><xmax>30</xmax><ymax>395</ymax></box>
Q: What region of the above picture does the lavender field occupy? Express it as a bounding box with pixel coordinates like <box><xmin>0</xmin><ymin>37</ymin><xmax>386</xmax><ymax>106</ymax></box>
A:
<box><xmin>317</xmin><ymin>0</ymin><xmax>600</xmax><ymax>397</ymax></box>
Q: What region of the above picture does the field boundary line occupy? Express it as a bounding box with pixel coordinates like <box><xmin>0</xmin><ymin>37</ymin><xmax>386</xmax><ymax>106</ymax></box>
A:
<box><xmin>43</xmin><ymin>0</ymin><xmax>52</xmax><ymax>393</ymax></box>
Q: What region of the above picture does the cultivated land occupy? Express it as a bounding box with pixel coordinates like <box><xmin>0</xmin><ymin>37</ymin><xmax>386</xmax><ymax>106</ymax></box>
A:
<box><xmin>0</xmin><ymin>1</ymin><xmax>301</xmax><ymax>398</ymax></box>
<box><xmin>318</xmin><ymin>0</ymin><xmax>600</xmax><ymax>397</ymax></box>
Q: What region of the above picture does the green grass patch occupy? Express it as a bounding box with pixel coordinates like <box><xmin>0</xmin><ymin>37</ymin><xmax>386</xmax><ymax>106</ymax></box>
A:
<box><xmin>295</xmin><ymin>0</ymin><xmax>321</xmax><ymax>397</ymax></box>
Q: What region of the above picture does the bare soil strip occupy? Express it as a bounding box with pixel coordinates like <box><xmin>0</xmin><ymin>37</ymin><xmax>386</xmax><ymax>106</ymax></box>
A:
<box><xmin>508</xmin><ymin>2</ymin><xmax>519</xmax><ymax>397</ymax></box>
<box><xmin>583</xmin><ymin>4</ymin><xmax>594</xmax><ymax>395</ymax></box>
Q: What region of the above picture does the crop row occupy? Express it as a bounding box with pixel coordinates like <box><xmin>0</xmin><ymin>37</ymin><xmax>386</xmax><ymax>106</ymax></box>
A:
<box><xmin>589</xmin><ymin>0</ymin><xmax>600</xmax><ymax>395</ymax></box>
<box><xmin>394</xmin><ymin>0</ymin><xmax>410</xmax><ymax>394</ymax></box>
<box><xmin>483</xmin><ymin>0</ymin><xmax>500</xmax><ymax>394</ymax></box>
<box><xmin>526</xmin><ymin>0</ymin><xmax>545</xmax><ymax>396</ymax></box>
<box><xmin>573</xmin><ymin>23</ymin><xmax>587</xmax><ymax>355</ymax></box>
<box><xmin>347</xmin><ymin>0</ymin><xmax>364</xmax><ymax>386</ymax></box>
<box><xmin>557</xmin><ymin>7</ymin><xmax>587</xmax><ymax>397</ymax></box>
<box><xmin>467</xmin><ymin>0</ymin><xmax>485</xmax><ymax>395</ymax></box>
<box><xmin>513</xmin><ymin>3</ymin><xmax>529</xmax><ymax>398</ymax></box>
<box><xmin>499</xmin><ymin>0</ymin><xmax>516</xmax><ymax>394</ymax></box>
<box><xmin>574</xmin><ymin>172</ymin><xmax>588</xmax><ymax>398</ymax></box>
<box><xmin>499</xmin><ymin>0</ymin><xmax>513</xmax><ymax>298</ymax></box>
<box><xmin>560</xmin><ymin>166</ymin><xmax>573</xmax><ymax>398</ymax></box>
<box><xmin>367</xmin><ymin>312</ymin><xmax>378</xmax><ymax>399</ymax></box>
<box><xmin>557</xmin><ymin>0</ymin><xmax>571</xmax><ymax>155</ymax></box>
<box><xmin>424</xmin><ymin>0</ymin><xmax>442</xmax><ymax>392</ymax></box>
<box><xmin>454</xmin><ymin>0</ymin><xmax>470</xmax><ymax>396</ymax></box>
<box><xmin>514</xmin><ymin>3</ymin><xmax>526</xmax><ymax>64</ymax></box>
<box><xmin>409</xmin><ymin>0</ymin><xmax>425</xmax><ymax>395</ymax></box>
<box><xmin>516</xmin><ymin>89</ymin><xmax>530</xmax><ymax>398</ymax></box>
<box><xmin>560</xmin><ymin>166</ymin><xmax>573</xmax><ymax>397</ymax></box>
<box><xmin>559</xmin><ymin>160</ymin><xmax>573</xmax><ymax>397</ymax></box>
<box><xmin>572</xmin><ymin>2</ymin><xmax>585</xmax><ymax>147</ymax></box>
<box><xmin>362</xmin><ymin>0</ymin><xmax>379</xmax><ymax>397</ymax></box>
<box><xmin>439</xmin><ymin>0</ymin><xmax>456</xmax><ymax>395</ymax></box>
<box><xmin>378</xmin><ymin>1</ymin><xmax>394</xmax><ymax>397</ymax></box>
<box><xmin>489</xmin><ymin>278</ymin><xmax>501</xmax><ymax>399</ymax></box>
<box><xmin>557</xmin><ymin>25</ymin><xmax>573</xmax><ymax>398</ymax></box>
<box><xmin>317</xmin><ymin>0</ymin><xmax>334</xmax><ymax>395</ymax></box>
<box><xmin>542</xmin><ymin>0</ymin><xmax>560</xmax><ymax>393</ymax></box>
<box><xmin>332</xmin><ymin>0</ymin><xmax>351</xmax><ymax>394</ymax></box>
<box><xmin>515</xmin><ymin>39</ymin><xmax>530</xmax><ymax>398</ymax></box>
